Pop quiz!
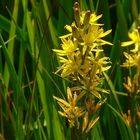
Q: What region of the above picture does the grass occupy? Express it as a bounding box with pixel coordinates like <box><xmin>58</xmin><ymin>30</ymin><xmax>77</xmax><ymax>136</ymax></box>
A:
<box><xmin>0</xmin><ymin>0</ymin><xmax>140</xmax><ymax>140</ymax></box>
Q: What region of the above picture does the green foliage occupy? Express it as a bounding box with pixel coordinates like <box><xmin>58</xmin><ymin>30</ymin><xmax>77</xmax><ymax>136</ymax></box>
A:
<box><xmin>0</xmin><ymin>0</ymin><xmax>140</xmax><ymax>140</ymax></box>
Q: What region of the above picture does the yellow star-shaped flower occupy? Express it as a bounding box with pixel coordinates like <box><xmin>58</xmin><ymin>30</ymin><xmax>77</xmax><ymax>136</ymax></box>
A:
<box><xmin>121</xmin><ymin>29</ymin><xmax>140</xmax><ymax>52</ymax></box>
<box><xmin>53</xmin><ymin>87</ymin><xmax>85</xmax><ymax>128</ymax></box>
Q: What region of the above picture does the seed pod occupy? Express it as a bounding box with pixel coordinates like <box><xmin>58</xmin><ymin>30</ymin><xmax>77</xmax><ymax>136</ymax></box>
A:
<box><xmin>83</xmin><ymin>11</ymin><xmax>91</xmax><ymax>29</ymax></box>
<box><xmin>137</xmin><ymin>26</ymin><xmax>140</xmax><ymax>32</ymax></box>
<box><xmin>73</xmin><ymin>2</ymin><xmax>80</xmax><ymax>27</ymax></box>
<box><xmin>72</xmin><ymin>26</ymin><xmax>80</xmax><ymax>39</ymax></box>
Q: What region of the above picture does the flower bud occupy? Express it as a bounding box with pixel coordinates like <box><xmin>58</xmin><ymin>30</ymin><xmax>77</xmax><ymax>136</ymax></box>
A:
<box><xmin>83</xmin><ymin>11</ymin><xmax>91</xmax><ymax>29</ymax></box>
<box><xmin>73</xmin><ymin>2</ymin><xmax>80</xmax><ymax>27</ymax></box>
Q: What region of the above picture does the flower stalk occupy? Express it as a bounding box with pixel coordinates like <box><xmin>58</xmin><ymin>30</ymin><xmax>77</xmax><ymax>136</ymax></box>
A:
<box><xmin>121</xmin><ymin>26</ymin><xmax>140</xmax><ymax>138</ymax></box>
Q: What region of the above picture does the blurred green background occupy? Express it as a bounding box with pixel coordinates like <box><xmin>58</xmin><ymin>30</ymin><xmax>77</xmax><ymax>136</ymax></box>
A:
<box><xmin>0</xmin><ymin>0</ymin><xmax>140</xmax><ymax>139</ymax></box>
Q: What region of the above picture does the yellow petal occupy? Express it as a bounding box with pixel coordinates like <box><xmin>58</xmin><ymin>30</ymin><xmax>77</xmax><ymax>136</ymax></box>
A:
<box><xmin>82</xmin><ymin>45</ymin><xmax>87</xmax><ymax>55</ymax></box>
<box><xmin>76</xmin><ymin>90</ymin><xmax>86</xmax><ymax>102</ymax></box>
<box><xmin>99</xmin><ymin>29</ymin><xmax>112</xmax><ymax>38</ymax></box>
<box><xmin>91</xmin><ymin>48</ymin><xmax>103</xmax><ymax>52</ymax></box>
<box><xmin>65</xmin><ymin>25</ymin><xmax>72</xmax><ymax>32</ymax></box>
<box><xmin>101</xmin><ymin>66</ymin><xmax>111</xmax><ymax>71</ymax></box>
<box><xmin>58</xmin><ymin>111</ymin><xmax>68</xmax><ymax>117</ymax></box>
<box><xmin>82</xmin><ymin>112</ymin><xmax>88</xmax><ymax>132</ymax></box>
<box><xmin>96</xmin><ymin>87</ymin><xmax>110</xmax><ymax>94</ymax></box>
<box><xmin>131</xmin><ymin>43</ymin><xmax>139</xmax><ymax>52</ymax></box>
<box><xmin>85</xmin><ymin>117</ymin><xmax>99</xmax><ymax>133</ymax></box>
<box><xmin>128</xmin><ymin>30</ymin><xmax>139</xmax><ymax>42</ymax></box>
<box><xmin>59</xmin><ymin>56</ymin><xmax>67</xmax><ymax>62</ymax></box>
<box><xmin>121</xmin><ymin>41</ymin><xmax>134</xmax><ymax>47</ymax></box>
<box><xmin>90</xmin><ymin>14</ymin><xmax>102</xmax><ymax>24</ymax></box>
<box><xmin>99</xmin><ymin>39</ymin><xmax>113</xmax><ymax>45</ymax></box>
<box><xmin>59</xmin><ymin>33</ymin><xmax>72</xmax><ymax>39</ymax></box>
<box><xmin>53</xmin><ymin>96</ymin><xmax>70</xmax><ymax>107</ymax></box>
<box><xmin>67</xmin><ymin>87</ymin><xmax>73</xmax><ymax>103</ymax></box>
<box><xmin>91</xmin><ymin>91</ymin><xmax>101</xmax><ymax>99</ymax></box>
<box><xmin>53</xmin><ymin>49</ymin><xmax>66</xmax><ymax>54</ymax></box>
<box><xmin>123</xmin><ymin>52</ymin><xmax>133</xmax><ymax>60</ymax></box>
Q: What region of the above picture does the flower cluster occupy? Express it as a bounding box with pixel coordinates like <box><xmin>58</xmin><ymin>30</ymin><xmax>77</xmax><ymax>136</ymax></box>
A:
<box><xmin>53</xmin><ymin>2</ymin><xmax>112</xmax><ymax>132</ymax></box>
<box><xmin>53</xmin><ymin>87</ymin><xmax>85</xmax><ymax>128</ymax></box>
<box><xmin>121</xmin><ymin>28</ymin><xmax>140</xmax><ymax>95</ymax></box>
<box><xmin>121</xmin><ymin>27</ymin><xmax>140</xmax><ymax>132</ymax></box>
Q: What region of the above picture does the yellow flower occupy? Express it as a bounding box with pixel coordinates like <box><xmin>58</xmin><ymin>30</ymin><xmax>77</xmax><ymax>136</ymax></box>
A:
<box><xmin>79</xmin><ymin>11</ymin><xmax>103</xmax><ymax>28</ymax></box>
<box><xmin>121</xmin><ymin>28</ymin><xmax>140</xmax><ymax>94</ymax></box>
<box><xmin>82</xmin><ymin>25</ymin><xmax>112</xmax><ymax>46</ymax></box>
<box><xmin>53</xmin><ymin>2</ymin><xmax>112</xmax><ymax>133</ymax></box>
<box><xmin>53</xmin><ymin>38</ymin><xmax>78</xmax><ymax>58</ymax></box>
<box><xmin>123</xmin><ymin>110</ymin><xmax>132</xmax><ymax>126</ymax></box>
<box><xmin>82</xmin><ymin>112</ymin><xmax>99</xmax><ymax>133</ymax></box>
<box><xmin>53</xmin><ymin>38</ymin><xmax>82</xmax><ymax>77</ymax></box>
<box><xmin>64</xmin><ymin>22</ymin><xmax>112</xmax><ymax>47</ymax></box>
<box><xmin>53</xmin><ymin>87</ymin><xmax>85</xmax><ymax>128</ymax></box>
<box><xmin>121</xmin><ymin>29</ymin><xmax>140</xmax><ymax>52</ymax></box>
<box><xmin>55</xmin><ymin>51</ymin><xmax>82</xmax><ymax>77</ymax></box>
<box><xmin>122</xmin><ymin>52</ymin><xmax>140</xmax><ymax>70</ymax></box>
<box><xmin>79</xmin><ymin>74</ymin><xmax>109</xmax><ymax>99</ymax></box>
<box><xmin>73</xmin><ymin>2</ymin><xmax>103</xmax><ymax>28</ymax></box>
<box><xmin>123</xmin><ymin>76</ymin><xmax>140</xmax><ymax>95</ymax></box>
<box><xmin>63</xmin><ymin>10</ymin><xmax>112</xmax><ymax>47</ymax></box>
<box><xmin>89</xmin><ymin>13</ymin><xmax>102</xmax><ymax>25</ymax></box>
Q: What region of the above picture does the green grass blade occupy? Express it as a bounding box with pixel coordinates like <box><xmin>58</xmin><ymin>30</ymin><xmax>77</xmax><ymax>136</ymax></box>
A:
<box><xmin>107</xmin><ymin>103</ymin><xmax>134</xmax><ymax>140</ymax></box>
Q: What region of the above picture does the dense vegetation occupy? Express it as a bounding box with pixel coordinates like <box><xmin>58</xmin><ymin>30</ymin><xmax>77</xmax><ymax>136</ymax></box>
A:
<box><xmin>0</xmin><ymin>0</ymin><xmax>140</xmax><ymax>140</ymax></box>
